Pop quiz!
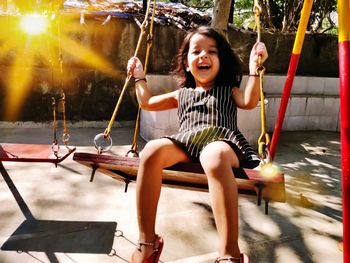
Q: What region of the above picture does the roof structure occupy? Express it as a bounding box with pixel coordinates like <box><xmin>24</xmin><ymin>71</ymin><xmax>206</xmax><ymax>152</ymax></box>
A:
<box><xmin>63</xmin><ymin>0</ymin><xmax>211</xmax><ymax>30</ymax></box>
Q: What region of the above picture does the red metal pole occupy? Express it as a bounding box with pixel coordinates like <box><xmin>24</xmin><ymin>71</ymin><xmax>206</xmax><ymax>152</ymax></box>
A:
<box><xmin>340</xmin><ymin>41</ymin><xmax>350</xmax><ymax>263</ymax></box>
<box><xmin>338</xmin><ymin>1</ymin><xmax>350</xmax><ymax>262</ymax></box>
<box><xmin>269</xmin><ymin>0</ymin><xmax>313</xmax><ymax>160</ymax></box>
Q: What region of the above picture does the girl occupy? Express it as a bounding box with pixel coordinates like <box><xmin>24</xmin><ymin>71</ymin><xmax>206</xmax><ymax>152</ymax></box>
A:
<box><xmin>127</xmin><ymin>26</ymin><xmax>268</xmax><ymax>263</ymax></box>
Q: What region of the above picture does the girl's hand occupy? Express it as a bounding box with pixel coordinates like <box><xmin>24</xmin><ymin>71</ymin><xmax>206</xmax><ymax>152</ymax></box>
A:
<box><xmin>127</xmin><ymin>56</ymin><xmax>145</xmax><ymax>79</ymax></box>
<box><xmin>249</xmin><ymin>42</ymin><xmax>268</xmax><ymax>75</ymax></box>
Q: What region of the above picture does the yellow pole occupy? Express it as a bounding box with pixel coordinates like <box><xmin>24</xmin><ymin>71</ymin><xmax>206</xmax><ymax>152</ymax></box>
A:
<box><xmin>292</xmin><ymin>0</ymin><xmax>313</xmax><ymax>54</ymax></box>
<box><xmin>338</xmin><ymin>0</ymin><xmax>350</xmax><ymax>43</ymax></box>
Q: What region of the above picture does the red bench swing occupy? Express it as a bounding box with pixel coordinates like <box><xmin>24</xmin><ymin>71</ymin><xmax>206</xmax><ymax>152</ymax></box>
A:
<box><xmin>72</xmin><ymin>0</ymin><xmax>286</xmax><ymax>215</ymax></box>
<box><xmin>0</xmin><ymin>94</ymin><xmax>76</xmax><ymax>166</ymax></box>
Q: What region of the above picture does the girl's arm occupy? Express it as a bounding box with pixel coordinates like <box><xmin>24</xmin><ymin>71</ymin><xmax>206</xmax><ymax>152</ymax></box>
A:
<box><xmin>232</xmin><ymin>42</ymin><xmax>268</xmax><ymax>109</ymax></box>
<box><xmin>127</xmin><ymin>57</ymin><xmax>178</xmax><ymax>111</ymax></box>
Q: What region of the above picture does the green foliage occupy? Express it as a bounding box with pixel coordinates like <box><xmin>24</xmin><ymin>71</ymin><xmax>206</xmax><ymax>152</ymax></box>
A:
<box><xmin>234</xmin><ymin>0</ymin><xmax>251</xmax><ymax>10</ymax></box>
<box><xmin>183</xmin><ymin>0</ymin><xmax>213</xmax><ymax>10</ymax></box>
<box><xmin>309</xmin><ymin>0</ymin><xmax>337</xmax><ymax>34</ymax></box>
<box><xmin>234</xmin><ymin>0</ymin><xmax>338</xmax><ymax>34</ymax></box>
<box><xmin>157</xmin><ymin>0</ymin><xmax>213</xmax><ymax>10</ymax></box>
<box><xmin>163</xmin><ymin>0</ymin><xmax>338</xmax><ymax>35</ymax></box>
<box><xmin>231</xmin><ymin>0</ymin><xmax>252</xmax><ymax>29</ymax></box>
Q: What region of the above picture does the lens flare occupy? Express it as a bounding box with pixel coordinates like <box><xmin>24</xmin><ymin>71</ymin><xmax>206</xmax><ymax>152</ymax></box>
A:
<box><xmin>20</xmin><ymin>14</ymin><xmax>48</xmax><ymax>35</ymax></box>
<box><xmin>1</xmin><ymin>12</ymin><xmax>119</xmax><ymax>120</ymax></box>
<box><xmin>260</xmin><ymin>162</ymin><xmax>281</xmax><ymax>178</ymax></box>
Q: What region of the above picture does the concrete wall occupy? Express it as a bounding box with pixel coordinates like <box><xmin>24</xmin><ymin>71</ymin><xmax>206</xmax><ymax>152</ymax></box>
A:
<box><xmin>140</xmin><ymin>75</ymin><xmax>339</xmax><ymax>145</ymax></box>
<box><xmin>263</xmin><ymin>75</ymin><xmax>339</xmax><ymax>133</ymax></box>
<box><xmin>0</xmin><ymin>14</ymin><xmax>339</xmax><ymax>128</ymax></box>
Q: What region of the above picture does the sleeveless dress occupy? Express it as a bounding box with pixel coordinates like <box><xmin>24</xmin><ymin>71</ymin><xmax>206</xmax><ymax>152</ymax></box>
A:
<box><xmin>164</xmin><ymin>86</ymin><xmax>260</xmax><ymax>169</ymax></box>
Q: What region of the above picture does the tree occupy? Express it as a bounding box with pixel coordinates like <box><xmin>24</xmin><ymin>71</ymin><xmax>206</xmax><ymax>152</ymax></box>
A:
<box><xmin>209</xmin><ymin>0</ymin><xmax>337</xmax><ymax>34</ymax></box>
<box><xmin>255</xmin><ymin>0</ymin><xmax>337</xmax><ymax>33</ymax></box>
<box><xmin>309</xmin><ymin>0</ymin><xmax>337</xmax><ymax>33</ymax></box>
<box><xmin>211</xmin><ymin>0</ymin><xmax>233</xmax><ymax>37</ymax></box>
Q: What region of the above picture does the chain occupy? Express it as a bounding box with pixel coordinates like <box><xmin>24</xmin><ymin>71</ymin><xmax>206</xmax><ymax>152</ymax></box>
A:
<box><xmin>253</xmin><ymin>0</ymin><xmax>270</xmax><ymax>163</ymax></box>
<box><xmin>51</xmin><ymin>97</ymin><xmax>60</xmax><ymax>158</ymax></box>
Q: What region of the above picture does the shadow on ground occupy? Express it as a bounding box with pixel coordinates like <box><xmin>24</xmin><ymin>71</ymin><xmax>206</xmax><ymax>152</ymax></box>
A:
<box><xmin>1</xmin><ymin>162</ymin><xmax>117</xmax><ymax>256</ymax></box>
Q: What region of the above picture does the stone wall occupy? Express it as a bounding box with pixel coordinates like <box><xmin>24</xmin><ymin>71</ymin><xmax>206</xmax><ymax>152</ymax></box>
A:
<box><xmin>0</xmin><ymin>14</ymin><xmax>339</xmax><ymax>123</ymax></box>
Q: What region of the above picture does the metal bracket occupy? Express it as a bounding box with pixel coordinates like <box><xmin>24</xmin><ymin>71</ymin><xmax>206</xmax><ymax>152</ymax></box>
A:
<box><xmin>90</xmin><ymin>165</ymin><xmax>98</xmax><ymax>182</ymax></box>
<box><xmin>124</xmin><ymin>180</ymin><xmax>131</xmax><ymax>192</ymax></box>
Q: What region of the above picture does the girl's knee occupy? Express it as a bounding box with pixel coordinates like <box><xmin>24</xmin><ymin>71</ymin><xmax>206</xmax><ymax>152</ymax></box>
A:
<box><xmin>140</xmin><ymin>140</ymin><xmax>164</xmax><ymax>160</ymax></box>
<box><xmin>199</xmin><ymin>142</ymin><xmax>239</xmax><ymax>171</ymax></box>
<box><xmin>139</xmin><ymin>139</ymin><xmax>174</xmax><ymax>166</ymax></box>
<box><xmin>200</xmin><ymin>148</ymin><xmax>227</xmax><ymax>172</ymax></box>
<box><xmin>140</xmin><ymin>138</ymin><xmax>189</xmax><ymax>169</ymax></box>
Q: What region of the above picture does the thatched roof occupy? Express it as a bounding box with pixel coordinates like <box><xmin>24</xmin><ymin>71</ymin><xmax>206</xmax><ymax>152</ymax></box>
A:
<box><xmin>63</xmin><ymin>0</ymin><xmax>211</xmax><ymax>30</ymax></box>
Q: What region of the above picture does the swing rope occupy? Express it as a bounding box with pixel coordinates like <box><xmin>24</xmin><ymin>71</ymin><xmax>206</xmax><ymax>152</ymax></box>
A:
<box><xmin>94</xmin><ymin>0</ymin><xmax>157</xmax><ymax>154</ymax></box>
<box><xmin>128</xmin><ymin>0</ymin><xmax>157</xmax><ymax>156</ymax></box>
<box><xmin>52</xmin><ymin>97</ymin><xmax>60</xmax><ymax>157</ymax></box>
<box><xmin>56</xmin><ymin>9</ymin><xmax>71</xmax><ymax>147</ymax></box>
<box><xmin>51</xmin><ymin>1</ymin><xmax>72</xmax><ymax>157</ymax></box>
<box><xmin>253</xmin><ymin>0</ymin><xmax>270</xmax><ymax>163</ymax></box>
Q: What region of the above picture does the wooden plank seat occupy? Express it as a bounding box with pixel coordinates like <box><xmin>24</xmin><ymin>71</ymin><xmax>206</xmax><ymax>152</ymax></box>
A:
<box><xmin>0</xmin><ymin>143</ymin><xmax>76</xmax><ymax>164</ymax></box>
<box><xmin>73</xmin><ymin>152</ymin><xmax>286</xmax><ymax>214</ymax></box>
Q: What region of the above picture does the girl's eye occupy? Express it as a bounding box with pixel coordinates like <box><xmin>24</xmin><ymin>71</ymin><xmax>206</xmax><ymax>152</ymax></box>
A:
<box><xmin>209</xmin><ymin>50</ymin><xmax>218</xmax><ymax>54</ymax></box>
<box><xmin>192</xmin><ymin>50</ymin><xmax>200</xmax><ymax>55</ymax></box>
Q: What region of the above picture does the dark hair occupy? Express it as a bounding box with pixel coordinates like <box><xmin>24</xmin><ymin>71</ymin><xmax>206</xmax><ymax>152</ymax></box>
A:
<box><xmin>173</xmin><ymin>26</ymin><xmax>242</xmax><ymax>88</ymax></box>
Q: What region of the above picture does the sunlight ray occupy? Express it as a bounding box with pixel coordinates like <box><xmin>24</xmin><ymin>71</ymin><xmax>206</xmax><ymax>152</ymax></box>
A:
<box><xmin>1</xmin><ymin>11</ymin><xmax>124</xmax><ymax>121</ymax></box>
<box><xmin>53</xmin><ymin>33</ymin><xmax>120</xmax><ymax>78</ymax></box>
<box><xmin>5</xmin><ymin>42</ymin><xmax>34</xmax><ymax>120</ymax></box>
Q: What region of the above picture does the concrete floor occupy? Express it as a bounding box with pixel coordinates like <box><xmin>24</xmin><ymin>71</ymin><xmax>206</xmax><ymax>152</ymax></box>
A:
<box><xmin>0</xmin><ymin>127</ymin><xmax>344</xmax><ymax>263</ymax></box>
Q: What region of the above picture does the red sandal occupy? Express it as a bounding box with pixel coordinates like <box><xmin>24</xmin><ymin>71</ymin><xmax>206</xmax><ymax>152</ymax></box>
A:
<box><xmin>215</xmin><ymin>254</ymin><xmax>249</xmax><ymax>263</ymax></box>
<box><xmin>131</xmin><ymin>235</ymin><xmax>164</xmax><ymax>263</ymax></box>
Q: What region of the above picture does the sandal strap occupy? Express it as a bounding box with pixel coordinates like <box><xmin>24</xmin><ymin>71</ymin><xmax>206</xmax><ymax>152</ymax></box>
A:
<box><xmin>136</xmin><ymin>236</ymin><xmax>160</xmax><ymax>252</ymax></box>
<box><xmin>215</xmin><ymin>256</ymin><xmax>241</xmax><ymax>263</ymax></box>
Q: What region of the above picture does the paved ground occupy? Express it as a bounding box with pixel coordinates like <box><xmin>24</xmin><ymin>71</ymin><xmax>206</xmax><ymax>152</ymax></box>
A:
<box><xmin>0</xmin><ymin>127</ymin><xmax>344</xmax><ymax>263</ymax></box>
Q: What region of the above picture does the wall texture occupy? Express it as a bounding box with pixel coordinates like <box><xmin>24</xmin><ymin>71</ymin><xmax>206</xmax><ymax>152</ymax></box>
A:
<box><xmin>0</xmin><ymin>14</ymin><xmax>339</xmax><ymax>123</ymax></box>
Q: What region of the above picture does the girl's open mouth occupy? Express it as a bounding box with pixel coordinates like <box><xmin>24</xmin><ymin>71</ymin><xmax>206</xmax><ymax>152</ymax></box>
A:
<box><xmin>198</xmin><ymin>65</ymin><xmax>210</xmax><ymax>70</ymax></box>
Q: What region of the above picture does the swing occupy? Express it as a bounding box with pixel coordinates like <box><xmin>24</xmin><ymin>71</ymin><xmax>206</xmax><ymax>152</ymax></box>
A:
<box><xmin>72</xmin><ymin>0</ymin><xmax>286</xmax><ymax>214</ymax></box>
<box><xmin>0</xmin><ymin>11</ymin><xmax>75</xmax><ymax>165</ymax></box>
<box><xmin>0</xmin><ymin>94</ymin><xmax>75</xmax><ymax>165</ymax></box>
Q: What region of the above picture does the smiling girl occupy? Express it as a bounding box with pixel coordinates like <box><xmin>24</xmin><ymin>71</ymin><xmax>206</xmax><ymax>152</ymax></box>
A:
<box><xmin>127</xmin><ymin>26</ymin><xmax>268</xmax><ymax>263</ymax></box>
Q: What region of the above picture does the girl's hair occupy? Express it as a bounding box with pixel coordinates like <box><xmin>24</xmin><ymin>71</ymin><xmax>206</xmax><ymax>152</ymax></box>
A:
<box><xmin>173</xmin><ymin>26</ymin><xmax>242</xmax><ymax>88</ymax></box>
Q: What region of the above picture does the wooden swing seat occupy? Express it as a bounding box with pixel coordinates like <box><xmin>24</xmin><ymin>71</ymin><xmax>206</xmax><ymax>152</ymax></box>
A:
<box><xmin>73</xmin><ymin>152</ymin><xmax>286</xmax><ymax>214</ymax></box>
<box><xmin>0</xmin><ymin>143</ymin><xmax>75</xmax><ymax>164</ymax></box>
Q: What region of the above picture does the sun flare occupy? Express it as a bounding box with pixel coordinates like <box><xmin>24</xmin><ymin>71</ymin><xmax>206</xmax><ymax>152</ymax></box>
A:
<box><xmin>0</xmin><ymin>7</ymin><xmax>119</xmax><ymax>120</ymax></box>
<box><xmin>260</xmin><ymin>162</ymin><xmax>282</xmax><ymax>179</ymax></box>
<box><xmin>20</xmin><ymin>14</ymin><xmax>48</xmax><ymax>35</ymax></box>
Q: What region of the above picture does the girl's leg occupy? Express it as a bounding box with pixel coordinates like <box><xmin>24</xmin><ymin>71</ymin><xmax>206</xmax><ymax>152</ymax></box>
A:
<box><xmin>133</xmin><ymin>138</ymin><xmax>189</xmax><ymax>262</ymax></box>
<box><xmin>199</xmin><ymin>141</ymin><xmax>241</xmax><ymax>260</ymax></box>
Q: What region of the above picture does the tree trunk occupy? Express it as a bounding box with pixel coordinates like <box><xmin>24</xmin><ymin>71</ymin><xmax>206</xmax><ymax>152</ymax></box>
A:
<box><xmin>263</xmin><ymin>0</ymin><xmax>280</xmax><ymax>31</ymax></box>
<box><xmin>228</xmin><ymin>0</ymin><xmax>235</xmax><ymax>24</ymax></box>
<box><xmin>212</xmin><ymin>0</ymin><xmax>232</xmax><ymax>37</ymax></box>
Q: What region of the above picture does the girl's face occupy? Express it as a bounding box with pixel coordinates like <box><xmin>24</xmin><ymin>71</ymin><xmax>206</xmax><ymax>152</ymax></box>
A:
<box><xmin>186</xmin><ymin>33</ymin><xmax>220</xmax><ymax>89</ymax></box>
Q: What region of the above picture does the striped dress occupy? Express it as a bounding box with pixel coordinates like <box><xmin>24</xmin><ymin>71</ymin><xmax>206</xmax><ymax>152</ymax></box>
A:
<box><xmin>164</xmin><ymin>86</ymin><xmax>260</xmax><ymax>169</ymax></box>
